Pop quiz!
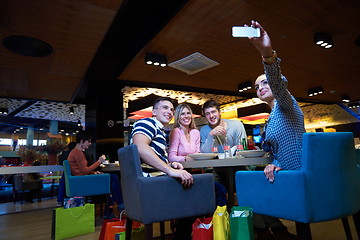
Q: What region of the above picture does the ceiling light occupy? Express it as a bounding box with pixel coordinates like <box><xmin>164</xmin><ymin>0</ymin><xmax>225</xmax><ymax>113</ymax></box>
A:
<box><xmin>314</xmin><ymin>32</ymin><xmax>333</xmax><ymax>49</ymax></box>
<box><xmin>145</xmin><ymin>53</ymin><xmax>167</xmax><ymax>67</ymax></box>
<box><xmin>77</xmin><ymin>120</ymin><xmax>81</xmax><ymax>127</ymax></box>
<box><xmin>238</xmin><ymin>81</ymin><xmax>252</xmax><ymax>92</ymax></box>
<box><xmin>342</xmin><ymin>95</ymin><xmax>350</xmax><ymax>103</ymax></box>
<box><xmin>348</xmin><ymin>102</ymin><xmax>360</xmax><ymax>109</ymax></box>
<box><xmin>308</xmin><ymin>87</ymin><xmax>324</xmax><ymax>97</ymax></box>
<box><xmin>69</xmin><ymin>107</ymin><xmax>74</xmax><ymax>115</ymax></box>
<box><xmin>0</xmin><ymin>108</ymin><xmax>8</xmax><ymax>115</ymax></box>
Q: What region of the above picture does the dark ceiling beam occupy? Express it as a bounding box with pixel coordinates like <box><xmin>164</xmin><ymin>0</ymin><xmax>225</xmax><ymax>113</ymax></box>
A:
<box><xmin>74</xmin><ymin>0</ymin><xmax>189</xmax><ymax>103</ymax></box>
<box><xmin>7</xmin><ymin>100</ymin><xmax>37</xmax><ymax>116</ymax></box>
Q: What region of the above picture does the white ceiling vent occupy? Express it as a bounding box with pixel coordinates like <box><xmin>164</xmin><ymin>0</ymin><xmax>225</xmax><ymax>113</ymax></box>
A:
<box><xmin>168</xmin><ymin>52</ymin><xmax>219</xmax><ymax>75</ymax></box>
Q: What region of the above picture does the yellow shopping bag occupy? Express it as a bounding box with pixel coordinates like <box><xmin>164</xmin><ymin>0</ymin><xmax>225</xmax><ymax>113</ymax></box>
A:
<box><xmin>212</xmin><ymin>206</ymin><xmax>229</xmax><ymax>240</ymax></box>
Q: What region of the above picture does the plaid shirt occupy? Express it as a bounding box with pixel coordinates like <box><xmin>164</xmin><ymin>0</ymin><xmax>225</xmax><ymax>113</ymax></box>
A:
<box><xmin>262</xmin><ymin>58</ymin><xmax>305</xmax><ymax>170</ymax></box>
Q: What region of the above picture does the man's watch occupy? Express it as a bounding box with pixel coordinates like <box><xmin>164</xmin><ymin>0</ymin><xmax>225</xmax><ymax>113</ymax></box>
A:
<box><xmin>262</xmin><ymin>50</ymin><xmax>277</xmax><ymax>64</ymax></box>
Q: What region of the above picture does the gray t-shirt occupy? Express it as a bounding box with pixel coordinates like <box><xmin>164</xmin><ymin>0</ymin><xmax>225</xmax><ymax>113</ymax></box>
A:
<box><xmin>200</xmin><ymin>119</ymin><xmax>247</xmax><ymax>153</ymax></box>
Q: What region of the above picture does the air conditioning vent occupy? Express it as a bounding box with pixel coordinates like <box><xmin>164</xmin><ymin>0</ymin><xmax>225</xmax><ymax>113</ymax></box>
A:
<box><xmin>168</xmin><ymin>52</ymin><xmax>219</xmax><ymax>75</ymax></box>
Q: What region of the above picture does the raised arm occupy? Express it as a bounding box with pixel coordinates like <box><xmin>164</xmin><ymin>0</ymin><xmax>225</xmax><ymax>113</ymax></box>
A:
<box><xmin>248</xmin><ymin>20</ymin><xmax>293</xmax><ymax>110</ymax></box>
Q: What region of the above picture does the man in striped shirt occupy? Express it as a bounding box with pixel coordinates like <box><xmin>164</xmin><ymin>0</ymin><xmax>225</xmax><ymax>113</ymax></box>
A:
<box><xmin>130</xmin><ymin>97</ymin><xmax>193</xmax><ymax>187</ymax></box>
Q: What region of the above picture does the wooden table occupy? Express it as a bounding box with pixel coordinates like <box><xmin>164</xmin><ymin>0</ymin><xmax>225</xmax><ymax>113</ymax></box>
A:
<box><xmin>0</xmin><ymin>165</ymin><xmax>64</xmax><ymax>174</ymax></box>
<box><xmin>181</xmin><ymin>157</ymin><xmax>270</xmax><ymax>210</ymax></box>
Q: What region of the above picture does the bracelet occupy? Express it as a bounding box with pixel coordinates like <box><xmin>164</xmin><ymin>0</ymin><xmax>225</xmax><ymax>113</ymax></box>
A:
<box><xmin>170</xmin><ymin>162</ymin><xmax>174</xmax><ymax>168</ymax></box>
<box><xmin>262</xmin><ymin>50</ymin><xmax>277</xmax><ymax>64</ymax></box>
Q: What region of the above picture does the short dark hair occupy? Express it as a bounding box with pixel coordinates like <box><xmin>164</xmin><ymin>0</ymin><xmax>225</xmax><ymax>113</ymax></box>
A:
<box><xmin>153</xmin><ymin>97</ymin><xmax>174</xmax><ymax>109</ymax></box>
<box><xmin>76</xmin><ymin>130</ymin><xmax>92</xmax><ymax>143</ymax></box>
<box><xmin>202</xmin><ymin>100</ymin><xmax>220</xmax><ymax>114</ymax></box>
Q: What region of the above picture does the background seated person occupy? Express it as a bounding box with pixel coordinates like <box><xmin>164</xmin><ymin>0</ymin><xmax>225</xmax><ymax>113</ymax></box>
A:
<box><xmin>68</xmin><ymin>130</ymin><xmax>123</xmax><ymax>216</ymax></box>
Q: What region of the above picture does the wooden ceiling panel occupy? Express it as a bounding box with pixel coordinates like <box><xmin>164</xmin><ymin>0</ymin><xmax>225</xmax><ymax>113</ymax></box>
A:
<box><xmin>119</xmin><ymin>0</ymin><xmax>360</xmax><ymax>103</ymax></box>
<box><xmin>0</xmin><ymin>0</ymin><xmax>120</xmax><ymax>102</ymax></box>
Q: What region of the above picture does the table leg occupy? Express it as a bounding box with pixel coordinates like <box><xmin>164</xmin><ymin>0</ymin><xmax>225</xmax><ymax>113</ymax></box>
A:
<box><xmin>225</xmin><ymin>167</ymin><xmax>236</xmax><ymax>212</ymax></box>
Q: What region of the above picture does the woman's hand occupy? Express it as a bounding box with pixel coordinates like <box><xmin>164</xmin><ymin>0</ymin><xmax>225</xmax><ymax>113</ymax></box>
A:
<box><xmin>264</xmin><ymin>164</ymin><xmax>282</xmax><ymax>183</ymax></box>
<box><xmin>170</xmin><ymin>161</ymin><xmax>184</xmax><ymax>170</ymax></box>
<box><xmin>98</xmin><ymin>155</ymin><xmax>106</xmax><ymax>164</ymax></box>
<box><xmin>245</xmin><ymin>20</ymin><xmax>273</xmax><ymax>57</ymax></box>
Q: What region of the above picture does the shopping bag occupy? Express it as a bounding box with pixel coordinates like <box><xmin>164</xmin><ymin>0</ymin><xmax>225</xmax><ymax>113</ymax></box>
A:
<box><xmin>192</xmin><ymin>217</ymin><xmax>213</xmax><ymax>240</ymax></box>
<box><xmin>230</xmin><ymin>206</ymin><xmax>254</xmax><ymax>240</ymax></box>
<box><xmin>99</xmin><ymin>211</ymin><xmax>143</xmax><ymax>240</ymax></box>
<box><xmin>63</xmin><ymin>196</ymin><xmax>85</xmax><ymax>209</ymax></box>
<box><xmin>51</xmin><ymin>203</ymin><xmax>95</xmax><ymax>240</ymax></box>
<box><xmin>99</xmin><ymin>218</ymin><xmax>119</xmax><ymax>240</ymax></box>
<box><xmin>212</xmin><ymin>205</ymin><xmax>230</xmax><ymax>240</ymax></box>
<box><xmin>115</xmin><ymin>226</ymin><xmax>145</xmax><ymax>240</ymax></box>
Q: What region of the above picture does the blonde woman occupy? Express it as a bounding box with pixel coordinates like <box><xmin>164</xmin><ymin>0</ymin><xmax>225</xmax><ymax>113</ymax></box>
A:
<box><xmin>169</xmin><ymin>103</ymin><xmax>200</xmax><ymax>162</ymax></box>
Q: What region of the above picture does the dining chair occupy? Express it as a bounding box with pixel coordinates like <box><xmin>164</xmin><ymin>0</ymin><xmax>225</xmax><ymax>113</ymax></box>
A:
<box><xmin>12</xmin><ymin>174</ymin><xmax>43</xmax><ymax>204</ymax></box>
<box><xmin>62</xmin><ymin>160</ymin><xmax>111</xmax><ymax>217</ymax></box>
<box><xmin>235</xmin><ymin>132</ymin><xmax>360</xmax><ymax>240</ymax></box>
<box><xmin>118</xmin><ymin>144</ymin><xmax>216</xmax><ymax>240</ymax></box>
<box><xmin>63</xmin><ymin>160</ymin><xmax>111</xmax><ymax>197</ymax></box>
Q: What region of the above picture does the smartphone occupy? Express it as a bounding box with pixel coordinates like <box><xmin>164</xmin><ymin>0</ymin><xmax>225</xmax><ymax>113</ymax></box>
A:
<box><xmin>232</xmin><ymin>26</ymin><xmax>260</xmax><ymax>38</ymax></box>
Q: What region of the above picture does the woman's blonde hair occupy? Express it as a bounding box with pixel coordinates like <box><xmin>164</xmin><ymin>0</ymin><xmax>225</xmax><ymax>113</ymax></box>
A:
<box><xmin>174</xmin><ymin>103</ymin><xmax>196</xmax><ymax>129</ymax></box>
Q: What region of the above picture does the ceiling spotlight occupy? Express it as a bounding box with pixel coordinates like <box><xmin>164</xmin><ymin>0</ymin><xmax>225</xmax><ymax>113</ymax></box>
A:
<box><xmin>77</xmin><ymin>120</ymin><xmax>81</xmax><ymax>127</ymax></box>
<box><xmin>341</xmin><ymin>95</ymin><xmax>350</xmax><ymax>103</ymax></box>
<box><xmin>348</xmin><ymin>102</ymin><xmax>360</xmax><ymax>109</ymax></box>
<box><xmin>145</xmin><ymin>53</ymin><xmax>167</xmax><ymax>67</ymax></box>
<box><xmin>308</xmin><ymin>87</ymin><xmax>324</xmax><ymax>97</ymax></box>
<box><xmin>69</xmin><ymin>107</ymin><xmax>74</xmax><ymax>115</ymax></box>
<box><xmin>0</xmin><ymin>108</ymin><xmax>8</xmax><ymax>115</ymax></box>
<box><xmin>238</xmin><ymin>81</ymin><xmax>252</xmax><ymax>92</ymax></box>
<box><xmin>314</xmin><ymin>32</ymin><xmax>333</xmax><ymax>49</ymax></box>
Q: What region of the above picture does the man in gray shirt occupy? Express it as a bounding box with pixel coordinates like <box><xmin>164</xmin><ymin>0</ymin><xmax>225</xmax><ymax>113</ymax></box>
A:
<box><xmin>200</xmin><ymin>100</ymin><xmax>247</xmax><ymax>154</ymax></box>
<box><xmin>200</xmin><ymin>100</ymin><xmax>247</xmax><ymax>186</ymax></box>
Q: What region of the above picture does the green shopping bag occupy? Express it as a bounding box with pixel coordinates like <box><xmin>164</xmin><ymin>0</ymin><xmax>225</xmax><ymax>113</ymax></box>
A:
<box><xmin>51</xmin><ymin>203</ymin><xmax>95</xmax><ymax>240</ymax></box>
<box><xmin>230</xmin><ymin>206</ymin><xmax>254</xmax><ymax>240</ymax></box>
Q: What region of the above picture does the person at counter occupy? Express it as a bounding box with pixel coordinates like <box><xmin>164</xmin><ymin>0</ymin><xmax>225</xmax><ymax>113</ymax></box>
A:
<box><xmin>200</xmin><ymin>99</ymin><xmax>247</xmax><ymax>154</ymax></box>
<box><xmin>130</xmin><ymin>97</ymin><xmax>193</xmax><ymax>184</ymax></box>
<box><xmin>68</xmin><ymin>130</ymin><xmax>124</xmax><ymax>216</ymax></box>
<box><xmin>131</xmin><ymin>97</ymin><xmax>226</xmax><ymax>240</ymax></box>
<box><xmin>200</xmin><ymin>100</ymin><xmax>247</xmax><ymax>185</ymax></box>
<box><xmin>244</xmin><ymin>20</ymin><xmax>304</xmax><ymax>240</ymax></box>
<box><xmin>168</xmin><ymin>103</ymin><xmax>200</xmax><ymax>162</ymax></box>
<box><xmin>130</xmin><ymin>97</ymin><xmax>194</xmax><ymax>240</ymax></box>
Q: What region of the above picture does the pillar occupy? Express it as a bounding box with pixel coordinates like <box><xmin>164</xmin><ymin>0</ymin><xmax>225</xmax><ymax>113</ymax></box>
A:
<box><xmin>50</xmin><ymin>120</ymin><xmax>58</xmax><ymax>135</ymax></box>
<box><xmin>85</xmin><ymin>79</ymin><xmax>124</xmax><ymax>162</ymax></box>
<box><xmin>26</xmin><ymin>124</ymin><xmax>34</xmax><ymax>146</ymax></box>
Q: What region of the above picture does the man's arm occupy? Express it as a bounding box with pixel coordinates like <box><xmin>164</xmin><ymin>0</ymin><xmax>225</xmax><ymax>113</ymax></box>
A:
<box><xmin>132</xmin><ymin>134</ymin><xmax>193</xmax><ymax>186</ymax></box>
<box><xmin>200</xmin><ymin>126</ymin><xmax>214</xmax><ymax>153</ymax></box>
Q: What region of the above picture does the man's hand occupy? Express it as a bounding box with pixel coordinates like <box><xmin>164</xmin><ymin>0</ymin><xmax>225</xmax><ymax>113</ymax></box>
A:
<box><xmin>264</xmin><ymin>164</ymin><xmax>282</xmax><ymax>183</ymax></box>
<box><xmin>210</xmin><ymin>125</ymin><xmax>227</xmax><ymax>136</ymax></box>
<box><xmin>168</xmin><ymin>168</ymin><xmax>193</xmax><ymax>187</ymax></box>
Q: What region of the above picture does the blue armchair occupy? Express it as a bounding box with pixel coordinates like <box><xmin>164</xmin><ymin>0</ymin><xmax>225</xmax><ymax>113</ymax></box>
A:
<box><xmin>62</xmin><ymin>160</ymin><xmax>110</xmax><ymax>197</ymax></box>
<box><xmin>235</xmin><ymin>132</ymin><xmax>360</xmax><ymax>240</ymax></box>
<box><xmin>118</xmin><ymin>144</ymin><xmax>216</xmax><ymax>240</ymax></box>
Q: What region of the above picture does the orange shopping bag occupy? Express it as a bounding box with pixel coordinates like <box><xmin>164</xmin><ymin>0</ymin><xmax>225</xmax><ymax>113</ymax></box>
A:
<box><xmin>99</xmin><ymin>212</ymin><xmax>142</xmax><ymax>240</ymax></box>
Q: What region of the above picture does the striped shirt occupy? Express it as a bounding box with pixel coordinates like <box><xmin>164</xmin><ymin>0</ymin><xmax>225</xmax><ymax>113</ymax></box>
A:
<box><xmin>130</xmin><ymin>117</ymin><xmax>168</xmax><ymax>163</ymax></box>
<box><xmin>263</xmin><ymin>58</ymin><xmax>305</xmax><ymax>170</ymax></box>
